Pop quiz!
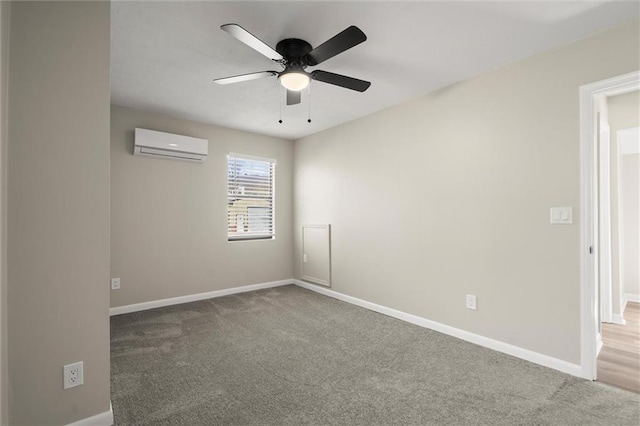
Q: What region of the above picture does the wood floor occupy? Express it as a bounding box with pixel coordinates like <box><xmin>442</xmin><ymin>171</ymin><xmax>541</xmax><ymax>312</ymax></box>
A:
<box><xmin>598</xmin><ymin>302</ymin><xmax>640</xmax><ymax>393</ymax></box>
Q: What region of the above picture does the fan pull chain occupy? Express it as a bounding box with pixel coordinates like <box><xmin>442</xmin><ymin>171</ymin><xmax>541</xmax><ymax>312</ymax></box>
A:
<box><xmin>278</xmin><ymin>84</ymin><xmax>283</xmax><ymax>124</ymax></box>
<box><xmin>307</xmin><ymin>84</ymin><xmax>312</xmax><ymax>123</ymax></box>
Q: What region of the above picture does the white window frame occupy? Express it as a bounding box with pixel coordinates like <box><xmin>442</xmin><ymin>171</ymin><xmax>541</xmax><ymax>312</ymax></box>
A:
<box><xmin>227</xmin><ymin>153</ymin><xmax>276</xmax><ymax>241</ymax></box>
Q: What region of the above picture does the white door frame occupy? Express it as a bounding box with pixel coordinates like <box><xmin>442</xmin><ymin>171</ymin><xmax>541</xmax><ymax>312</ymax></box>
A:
<box><xmin>598</xmin><ymin>115</ymin><xmax>613</xmax><ymax>324</ymax></box>
<box><xmin>579</xmin><ymin>70</ymin><xmax>640</xmax><ymax>380</ymax></box>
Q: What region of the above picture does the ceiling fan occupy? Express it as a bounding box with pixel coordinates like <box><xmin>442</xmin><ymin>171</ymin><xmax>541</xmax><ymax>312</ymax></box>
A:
<box><xmin>214</xmin><ymin>24</ymin><xmax>371</xmax><ymax>106</ymax></box>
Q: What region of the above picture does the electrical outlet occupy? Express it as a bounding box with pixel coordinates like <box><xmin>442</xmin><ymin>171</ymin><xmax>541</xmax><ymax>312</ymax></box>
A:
<box><xmin>466</xmin><ymin>294</ymin><xmax>477</xmax><ymax>310</ymax></box>
<box><xmin>63</xmin><ymin>361</ymin><xmax>84</xmax><ymax>389</ymax></box>
<box><xmin>111</xmin><ymin>277</ymin><xmax>120</xmax><ymax>290</ymax></box>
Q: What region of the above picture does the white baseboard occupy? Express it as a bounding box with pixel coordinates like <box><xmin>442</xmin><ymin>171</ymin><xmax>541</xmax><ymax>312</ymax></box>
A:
<box><xmin>611</xmin><ymin>313</ymin><xmax>627</xmax><ymax>325</ymax></box>
<box><xmin>67</xmin><ymin>402</ymin><xmax>113</xmax><ymax>426</ymax></box>
<box><xmin>623</xmin><ymin>293</ymin><xmax>640</xmax><ymax>311</ymax></box>
<box><xmin>110</xmin><ymin>279</ymin><xmax>293</xmax><ymax>316</ymax></box>
<box><xmin>110</xmin><ymin>277</ymin><xmax>588</xmax><ymax>379</ymax></box>
<box><xmin>293</xmin><ymin>279</ymin><xmax>585</xmax><ymax>379</ymax></box>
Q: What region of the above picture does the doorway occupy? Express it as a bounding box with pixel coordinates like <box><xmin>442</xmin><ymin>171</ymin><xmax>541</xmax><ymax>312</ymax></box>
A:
<box><xmin>596</xmin><ymin>93</ymin><xmax>639</xmax><ymax>392</ymax></box>
<box><xmin>579</xmin><ymin>71</ymin><xmax>640</xmax><ymax>382</ymax></box>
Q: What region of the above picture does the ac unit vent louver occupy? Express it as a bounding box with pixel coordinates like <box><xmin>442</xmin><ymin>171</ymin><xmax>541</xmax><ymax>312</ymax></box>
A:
<box><xmin>134</xmin><ymin>128</ymin><xmax>208</xmax><ymax>163</ymax></box>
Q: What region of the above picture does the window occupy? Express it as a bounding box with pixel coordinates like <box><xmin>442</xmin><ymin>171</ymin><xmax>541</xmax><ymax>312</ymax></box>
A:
<box><xmin>227</xmin><ymin>153</ymin><xmax>275</xmax><ymax>241</ymax></box>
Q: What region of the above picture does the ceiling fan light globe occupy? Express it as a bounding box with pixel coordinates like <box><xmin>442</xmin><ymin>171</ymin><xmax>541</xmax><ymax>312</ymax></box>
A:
<box><xmin>279</xmin><ymin>72</ymin><xmax>310</xmax><ymax>91</ymax></box>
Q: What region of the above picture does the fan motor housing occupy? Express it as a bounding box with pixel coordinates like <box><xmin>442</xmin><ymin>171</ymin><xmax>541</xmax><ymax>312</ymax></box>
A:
<box><xmin>276</xmin><ymin>38</ymin><xmax>312</xmax><ymax>59</ymax></box>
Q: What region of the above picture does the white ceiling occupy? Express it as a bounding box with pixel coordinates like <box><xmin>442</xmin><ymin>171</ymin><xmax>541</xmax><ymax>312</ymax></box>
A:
<box><xmin>111</xmin><ymin>1</ymin><xmax>639</xmax><ymax>140</ymax></box>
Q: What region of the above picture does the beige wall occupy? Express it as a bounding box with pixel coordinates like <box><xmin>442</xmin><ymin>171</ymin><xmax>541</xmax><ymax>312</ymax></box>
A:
<box><xmin>608</xmin><ymin>91</ymin><xmax>640</xmax><ymax>314</ymax></box>
<box><xmin>0</xmin><ymin>1</ymin><xmax>8</xmax><ymax>423</ymax></box>
<box><xmin>110</xmin><ymin>106</ymin><xmax>294</xmax><ymax>307</ymax></box>
<box><xmin>7</xmin><ymin>2</ymin><xmax>111</xmax><ymax>424</ymax></box>
<box><xmin>294</xmin><ymin>20</ymin><xmax>640</xmax><ymax>364</ymax></box>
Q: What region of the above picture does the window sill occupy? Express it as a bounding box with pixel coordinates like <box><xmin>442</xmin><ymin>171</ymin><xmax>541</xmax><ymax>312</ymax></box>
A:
<box><xmin>228</xmin><ymin>236</ymin><xmax>275</xmax><ymax>242</ymax></box>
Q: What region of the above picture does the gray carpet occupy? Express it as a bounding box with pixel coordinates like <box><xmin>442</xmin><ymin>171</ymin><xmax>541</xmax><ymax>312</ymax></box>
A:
<box><xmin>111</xmin><ymin>285</ymin><xmax>640</xmax><ymax>425</ymax></box>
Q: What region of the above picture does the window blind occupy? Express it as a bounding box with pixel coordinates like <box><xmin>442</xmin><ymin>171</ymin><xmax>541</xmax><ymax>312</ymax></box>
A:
<box><xmin>227</xmin><ymin>154</ymin><xmax>275</xmax><ymax>241</ymax></box>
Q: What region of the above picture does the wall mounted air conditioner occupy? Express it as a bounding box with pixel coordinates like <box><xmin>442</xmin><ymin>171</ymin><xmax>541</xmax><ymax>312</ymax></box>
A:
<box><xmin>134</xmin><ymin>128</ymin><xmax>208</xmax><ymax>163</ymax></box>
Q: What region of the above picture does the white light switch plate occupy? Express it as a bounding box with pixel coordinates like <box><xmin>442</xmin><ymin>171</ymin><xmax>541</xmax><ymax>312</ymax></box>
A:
<box><xmin>550</xmin><ymin>207</ymin><xmax>572</xmax><ymax>224</ymax></box>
